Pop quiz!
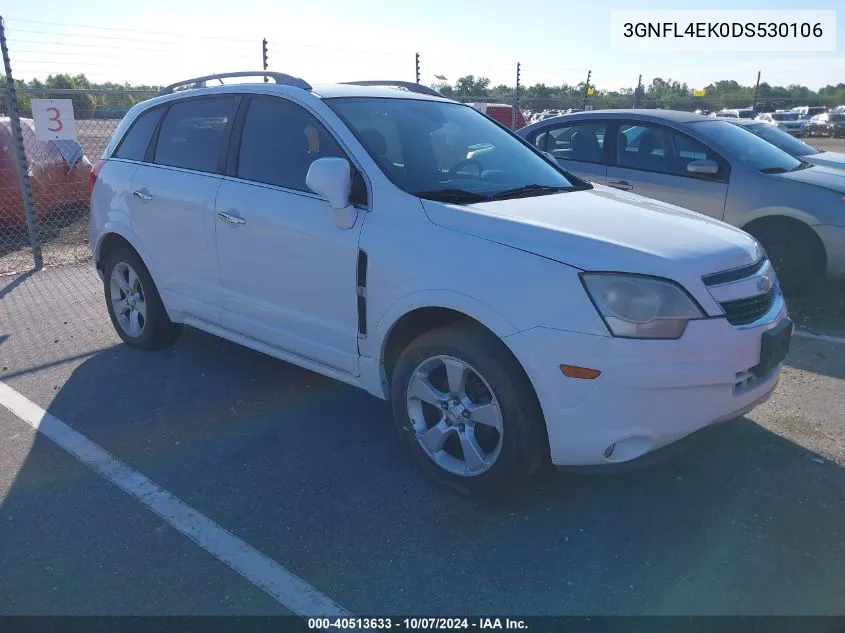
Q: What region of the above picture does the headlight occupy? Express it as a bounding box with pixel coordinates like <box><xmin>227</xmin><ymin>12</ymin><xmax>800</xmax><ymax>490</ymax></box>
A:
<box><xmin>580</xmin><ymin>273</ymin><xmax>705</xmax><ymax>339</ymax></box>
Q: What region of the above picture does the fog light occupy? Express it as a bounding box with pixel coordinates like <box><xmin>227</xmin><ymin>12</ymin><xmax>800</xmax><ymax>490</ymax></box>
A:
<box><xmin>560</xmin><ymin>364</ymin><xmax>601</xmax><ymax>379</ymax></box>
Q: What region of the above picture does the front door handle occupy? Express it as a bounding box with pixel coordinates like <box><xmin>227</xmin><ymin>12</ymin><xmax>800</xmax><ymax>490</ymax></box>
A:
<box><xmin>132</xmin><ymin>190</ymin><xmax>153</xmax><ymax>201</ymax></box>
<box><xmin>608</xmin><ymin>180</ymin><xmax>633</xmax><ymax>191</ymax></box>
<box><xmin>217</xmin><ymin>211</ymin><xmax>246</xmax><ymax>225</ymax></box>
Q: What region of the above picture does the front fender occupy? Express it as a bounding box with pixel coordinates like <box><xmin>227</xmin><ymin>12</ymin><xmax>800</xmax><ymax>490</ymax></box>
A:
<box><xmin>363</xmin><ymin>289</ymin><xmax>519</xmax><ymax>362</ymax></box>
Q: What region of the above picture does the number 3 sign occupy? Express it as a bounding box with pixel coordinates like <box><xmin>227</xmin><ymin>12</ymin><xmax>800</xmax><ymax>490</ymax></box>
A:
<box><xmin>32</xmin><ymin>99</ymin><xmax>78</xmax><ymax>141</ymax></box>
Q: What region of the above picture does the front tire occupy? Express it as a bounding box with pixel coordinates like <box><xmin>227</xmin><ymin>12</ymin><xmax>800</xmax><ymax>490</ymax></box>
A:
<box><xmin>102</xmin><ymin>246</ymin><xmax>182</xmax><ymax>350</ymax></box>
<box><xmin>390</xmin><ymin>323</ymin><xmax>548</xmax><ymax>496</ymax></box>
<box><xmin>749</xmin><ymin>222</ymin><xmax>824</xmax><ymax>296</ymax></box>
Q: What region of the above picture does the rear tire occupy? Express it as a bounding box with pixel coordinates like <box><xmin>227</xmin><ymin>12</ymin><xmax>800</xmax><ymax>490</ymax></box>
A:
<box><xmin>390</xmin><ymin>323</ymin><xmax>548</xmax><ymax>497</ymax></box>
<box><xmin>102</xmin><ymin>246</ymin><xmax>182</xmax><ymax>350</ymax></box>
<box><xmin>748</xmin><ymin>222</ymin><xmax>823</xmax><ymax>296</ymax></box>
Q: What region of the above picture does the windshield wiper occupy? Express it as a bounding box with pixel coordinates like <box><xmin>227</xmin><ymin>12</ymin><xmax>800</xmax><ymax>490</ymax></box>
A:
<box><xmin>790</xmin><ymin>161</ymin><xmax>814</xmax><ymax>171</ymax></box>
<box><xmin>488</xmin><ymin>184</ymin><xmax>571</xmax><ymax>200</ymax></box>
<box><xmin>414</xmin><ymin>188</ymin><xmax>491</xmax><ymax>204</ymax></box>
<box><xmin>760</xmin><ymin>166</ymin><xmax>788</xmax><ymax>174</ymax></box>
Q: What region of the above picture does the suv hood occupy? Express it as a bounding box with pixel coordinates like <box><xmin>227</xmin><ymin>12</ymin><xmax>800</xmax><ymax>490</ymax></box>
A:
<box><xmin>804</xmin><ymin>152</ymin><xmax>845</xmax><ymax>173</ymax></box>
<box><xmin>421</xmin><ymin>185</ymin><xmax>761</xmax><ymax>281</ymax></box>
<box><xmin>775</xmin><ymin>164</ymin><xmax>845</xmax><ymax>193</ymax></box>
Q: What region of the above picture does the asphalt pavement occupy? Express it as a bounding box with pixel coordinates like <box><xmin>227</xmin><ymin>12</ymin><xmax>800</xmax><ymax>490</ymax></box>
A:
<box><xmin>1</xmin><ymin>264</ymin><xmax>844</xmax><ymax>615</ymax></box>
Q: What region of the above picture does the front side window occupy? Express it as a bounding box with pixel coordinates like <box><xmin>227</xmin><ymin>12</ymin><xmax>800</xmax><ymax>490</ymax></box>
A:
<box><xmin>237</xmin><ymin>97</ymin><xmax>345</xmax><ymax>192</ymax></box>
<box><xmin>153</xmin><ymin>97</ymin><xmax>235</xmax><ymax>173</ymax></box>
<box><xmin>691</xmin><ymin>120</ymin><xmax>802</xmax><ymax>173</ymax></box>
<box><xmin>115</xmin><ymin>107</ymin><xmax>164</xmax><ymax>161</ymax></box>
<box><xmin>616</xmin><ymin>122</ymin><xmax>724</xmax><ymax>177</ymax></box>
<box><xmin>327</xmin><ymin>97</ymin><xmax>582</xmax><ymax>203</ymax></box>
<box><xmin>744</xmin><ymin>122</ymin><xmax>817</xmax><ymax>157</ymax></box>
<box><xmin>535</xmin><ymin>122</ymin><xmax>607</xmax><ymax>164</ymax></box>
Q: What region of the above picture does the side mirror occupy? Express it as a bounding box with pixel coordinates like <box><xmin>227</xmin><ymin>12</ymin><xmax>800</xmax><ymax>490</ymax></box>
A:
<box><xmin>306</xmin><ymin>157</ymin><xmax>357</xmax><ymax>229</ymax></box>
<box><xmin>686</xmin><ymin>159</ymin><xmax>719</xmax><ymax>175</ymax></box>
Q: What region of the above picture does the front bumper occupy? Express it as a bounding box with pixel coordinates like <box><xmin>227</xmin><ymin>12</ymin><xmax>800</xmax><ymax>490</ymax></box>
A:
<box><xmin>505</xmin><ymin>293</ymin><xmax>789</xmax><ymax>466</ymax></box>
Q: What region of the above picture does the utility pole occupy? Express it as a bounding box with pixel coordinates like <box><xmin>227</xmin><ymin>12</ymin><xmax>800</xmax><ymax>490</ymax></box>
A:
<box><xmin>262</xmin><ymin>38</ymin><xmax>268</xmax><ymax>82</ymax></box>
<box><xmin>415</xmin><ymin>52</ymin><xmax>420</xmax><ymax>84</ymax></box>
<box><xmin>633</xmin><ymin>74</ymin><xmax>642</xmax><ymax>109</ymax></box>
<box><xmin>583</xmin><ymin>69</ymin><xmax>591</xmax><ymax>108</ymax></box>
<box><xmin>512</xmin><ymin>62</ymin><xmax>521</xmax><ymax>130</ymax></box>
<box><xmin>752</xmin><ymin>70</ymin><xmax>761</xmax><ymax>110</ymax></box>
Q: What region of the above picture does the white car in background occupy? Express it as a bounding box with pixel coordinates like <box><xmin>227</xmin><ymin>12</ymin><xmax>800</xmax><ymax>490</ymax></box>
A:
<box><xmin>756</xmin><ymin>112</ymin><xmax>808</xmax><ymax>136</ymax></box>
<box><xmin>89</xmin><ymin>72</ymin><xmax>791</xmax><ymax>495</ymax></box>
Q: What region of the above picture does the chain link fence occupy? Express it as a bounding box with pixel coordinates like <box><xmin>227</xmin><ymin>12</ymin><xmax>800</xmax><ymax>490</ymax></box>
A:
<box><xmin>1</xmin><ymin>88</ymin><xmax>156</xmax><ymax>275</ymax></box>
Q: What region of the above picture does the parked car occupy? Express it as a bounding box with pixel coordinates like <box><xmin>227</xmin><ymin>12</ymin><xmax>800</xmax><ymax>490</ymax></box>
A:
<box><xmin>0</xmin><ymin>117</ymin><xmax>92</xmax><ymax>229</ymax></box>
<box><xmin>791</xmin><ymin>105</ymin><xmax>827</xmax><ymax>118</ymax></box>
<box><xmin>756</xmin><ymin>112</ymin><xmax>808</xmax><ymax>136</ymax></box>
<box><xmin>805</xmin><ymin>113</ymin><xmax>831</xmax><ymax>137</ymax></box>
<box><xmin>465</xmin><ymin>103</ymin><xmax>527</xmax><ymax>130</ymax></box>
<box><xmin>804</xmin><ymin>112</ymin><xmax>845</xmax><ymax>137</ymax></box>
<box><xmin>713</xmin><ymin>109</ymin><xmax>739</xmax><ymax>118</ymax></box>
<box><xmin>728</xmin><ymin>118</ymin><xmax>845</xmax><ymax>172</ymax></box>
<box><xmin>518</xmin><ymin>109</ymin><xmax>845</xmax><ymax>291</ymax></box>
<box><xmin>90</xmin><ymin>73</ymin><xmax>790</xmax><ymax>495</ymax></box>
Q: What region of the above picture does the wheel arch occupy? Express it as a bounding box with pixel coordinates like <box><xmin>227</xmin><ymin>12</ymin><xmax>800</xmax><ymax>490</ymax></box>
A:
<box><xmin>741</xmin><ymin>214</ymin><xmax>827</xmax><ymax>270</ymax></box>
<box><xmin>373</xmin><ymin>293</ymin><xmax>530</xmax><ymax>395</ymax></box>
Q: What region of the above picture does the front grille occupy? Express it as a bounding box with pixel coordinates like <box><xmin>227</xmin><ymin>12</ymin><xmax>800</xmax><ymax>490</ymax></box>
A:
<box><xmin>719</xmin><ymin>287</ymin><xmax>775</xmax><ymax>326</ymax></box>
<box><xmin>702</xmin><ymin>257</ymin><xmax>766</xmax><ymax>287</ymax></box>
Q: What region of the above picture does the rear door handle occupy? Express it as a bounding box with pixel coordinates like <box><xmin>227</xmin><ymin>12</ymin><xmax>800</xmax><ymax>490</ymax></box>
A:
<box><xmin>217</xmin><ymin>211</ymin><xmax>246</xmax><ymax>225</ymax></box>
<box><xmin>132</xmin><ymin>189</ymin><xmax>153</xmax><ymax>201</ymax></box>
<box><xmin>608</xmin><ymin>180</ymin><xmax>633</xmax><ymax>191</ymax></box>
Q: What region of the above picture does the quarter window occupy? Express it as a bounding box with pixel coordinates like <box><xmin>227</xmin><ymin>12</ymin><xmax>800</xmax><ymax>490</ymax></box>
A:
<box><xmin>115</xmin><ymin>107</ymin><xmax>164</xmax><ymax>161</ymax></box>
<box><xmin>153</xmin><ymin>97</ymin><xmax>235</xmax><ymax>173</ymax></box>
<box><xmin>237</xmin><ymin>97</ymin><xmax>345</xmax><ymax>192</ymax></box>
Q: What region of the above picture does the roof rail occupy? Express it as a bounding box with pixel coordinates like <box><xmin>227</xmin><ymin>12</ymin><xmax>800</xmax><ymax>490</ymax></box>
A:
<box><xmin>341</xmin><ymin>81</ymin><xmax>442</xmax><ymax>98</ymax></box>
<box><xmin>159</xmin><ymin>71</ymin><xmax>312</xmax><ymax>95</ymax></box>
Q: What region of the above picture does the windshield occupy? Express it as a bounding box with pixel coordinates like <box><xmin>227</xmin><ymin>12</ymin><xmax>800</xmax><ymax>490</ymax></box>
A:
<box><xmin>831</xmin><ymin>113</ymin><xmax>845</xmax><ymax>122</ymax></box>
<box><xmin>744</xmin><ymin>122</ymin><xmax>817</xmax><ymax>156</ymax></box>
<box><xmin>691</xmin><ymin>120</ymin><xmax>802</xmax><ymax>172</ymax></box>
<box><xmin>772</xmin><ymin>113</ymin><xmax>800</xmax><ymax>121</ymax></box>
<box><xmin>327</xmin><ymin>98</ymin><xmax>581</xmax><ymax>202</ymax></box>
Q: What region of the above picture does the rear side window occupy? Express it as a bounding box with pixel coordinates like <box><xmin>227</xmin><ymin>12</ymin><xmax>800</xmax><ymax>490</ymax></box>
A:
<box><xmin>114</xmin><ymin>108</ymin><xmax>163</xmax><ymax>161</ymax></box>
<box><xmin>153</xmin><ymin>97</ymin><xmax>235</xmax><ymax>173</ymax></box>
<box><xmin>536</xmin><ymin>122</ymin><xmax>607</xmax><ymax>164</ymax></box>
<box><xmin>237</xmin><ymin>97</ymin><xmax>345</xmax><ymax>191</ymax></box>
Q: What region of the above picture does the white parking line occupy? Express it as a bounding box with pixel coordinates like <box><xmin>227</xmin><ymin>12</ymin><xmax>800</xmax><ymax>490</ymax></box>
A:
<box><xmin>0</xmin><ymin>380</ymin><xmax>349</xmax><ymax>617</ymax></box>
<box><xmin>795</xmin><ymin>329</ymin><xmax>845</xmax><ymax>345</ymax></box>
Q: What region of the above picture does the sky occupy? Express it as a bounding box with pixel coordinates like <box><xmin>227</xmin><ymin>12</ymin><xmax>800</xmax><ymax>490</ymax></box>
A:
<box><xmin>2</xmin><ymin>0</ymin><xmax>843</xmax><ymax>92</ymax></box>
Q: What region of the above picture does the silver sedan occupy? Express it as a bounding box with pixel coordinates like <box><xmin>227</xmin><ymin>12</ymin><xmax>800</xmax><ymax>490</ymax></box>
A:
<box><xmin>518</xmin><ymin>110</ymin><xmax>845</xmax><ymax>292</ymax></box>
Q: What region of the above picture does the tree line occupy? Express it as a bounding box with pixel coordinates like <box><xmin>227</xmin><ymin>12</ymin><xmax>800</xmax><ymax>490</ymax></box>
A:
<box><xmin>434</xmin><ymin>76</ymin><xmax>845</xmax><ymax>111</ymax></box>
<box><xmin>1</xmin><ymin>74</ymin><xmax>160</xmax><ymax>119</ymax></box>
<box><xmin>2</xmin><ymin>73</ymin><xmax>844</xmax><ymax>118</ymax></box>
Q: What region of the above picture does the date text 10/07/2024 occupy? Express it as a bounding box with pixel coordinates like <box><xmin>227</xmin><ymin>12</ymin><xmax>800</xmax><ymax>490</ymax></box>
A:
<box><xmin>307</xmin><ymin>618</ymin><xmax>529</xmax><ymax>630</ymax></box>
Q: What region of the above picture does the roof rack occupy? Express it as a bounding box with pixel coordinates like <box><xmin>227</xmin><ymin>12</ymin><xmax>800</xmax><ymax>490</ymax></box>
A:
<box><xmin>159</xmin><ymin>71</ymin><xmax>312</xmax><ymax>95</ymax></box>
<box><xmin>341</xmin><ymin>81</ymin><xmax>442</xmax><ymax>98</ymax></box>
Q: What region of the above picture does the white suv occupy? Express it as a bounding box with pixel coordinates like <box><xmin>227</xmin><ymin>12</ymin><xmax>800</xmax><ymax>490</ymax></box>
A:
<box><xmin>89</xmin><ymin>72</ymin><xmax>792</xmax><ymax>495</ymax></box>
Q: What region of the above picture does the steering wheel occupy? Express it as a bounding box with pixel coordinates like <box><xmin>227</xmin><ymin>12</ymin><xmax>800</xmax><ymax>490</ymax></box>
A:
<box><xmin>448</xmin><ymin>158</ymin><xmax>484</xmax><ymax>178</ymax></box>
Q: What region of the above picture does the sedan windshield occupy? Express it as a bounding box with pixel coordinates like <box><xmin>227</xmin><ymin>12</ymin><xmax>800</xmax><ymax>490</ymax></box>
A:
<box><xmin>743</xmin><ymin>122</ymin><xmax>817</xmax><ymax>157</ymax></box>
<box><xmin>326</xmin><ymin>97</ymin><xmax>583</xmax><ymax>202</ymax></box>
<box><xmin>691</xmin><ymin>120</ymin><xmax>802</xmax><ymax>173</ymax></box>
<box><xmin>772</xmin><ymin>113</ymin><xmax>800</xmax><ymax>121</ymax></box>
